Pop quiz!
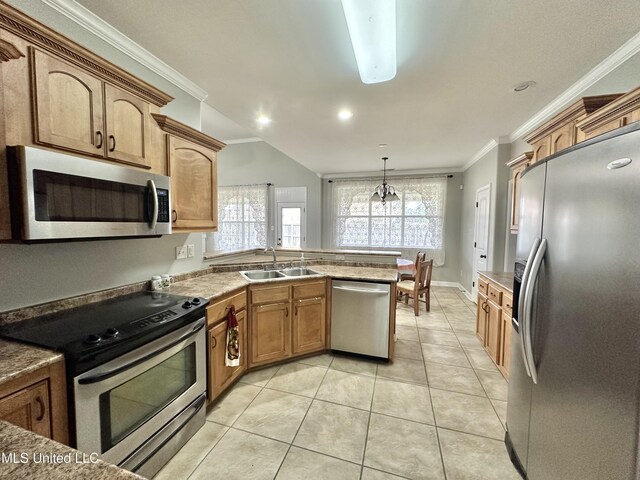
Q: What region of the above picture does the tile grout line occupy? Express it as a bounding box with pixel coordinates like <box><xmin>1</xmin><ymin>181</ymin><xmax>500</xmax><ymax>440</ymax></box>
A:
<box><xmin>270</xmin><ymin>355</ymin><xmax>334</xmax><ymax>480</ymax></box>
<box><xmin>359</xmin><ymin>370</ymin><xmax>378</xmax><ymax>480</ymax></box>
<box><xmin>415</xmin><ymin>299</ymin><xmax>449</xmax><ymax>480</ymax></box>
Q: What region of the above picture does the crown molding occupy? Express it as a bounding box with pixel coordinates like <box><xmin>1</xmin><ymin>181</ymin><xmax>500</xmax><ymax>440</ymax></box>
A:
<box><xmin>41</xmin><ymin>0</ymin><xmax>208</xmax><ymax>101</ymax></box>
<box><xmin>223</xmin><ymin>137</ymin><xmax>263</xmax><ymax>145</ymax></box>
<box><xmin>152</xmin><ymin>114</ymin><xmax>226</xmax><ymax>151</ymax></box>
<box><xmin>461</xmin><ymin>139</ymin><xmax>498</xmax><ymax>171</ymax></box>
<box><xmin>509</xmin><ymin>30</ymin><xmax>640</xmax><ymax>142</ymax></box>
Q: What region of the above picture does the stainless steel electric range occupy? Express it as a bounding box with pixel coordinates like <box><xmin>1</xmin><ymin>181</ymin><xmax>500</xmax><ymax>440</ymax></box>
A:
<box><xmin>0</xmin><ymin>291</ymin><xmax>209</xmax><ymax>478</ymax></box>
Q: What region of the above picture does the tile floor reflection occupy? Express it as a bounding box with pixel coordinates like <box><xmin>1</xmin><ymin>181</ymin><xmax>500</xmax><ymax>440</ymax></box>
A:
<box><xmin>154</xmin><ymin>287</ymin><xmax>520</xmax><ymax>480</ymax></box>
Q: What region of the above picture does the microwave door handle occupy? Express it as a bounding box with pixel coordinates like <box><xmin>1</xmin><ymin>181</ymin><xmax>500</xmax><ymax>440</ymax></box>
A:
<box><xmin>524</xmin><ymin>238</ymin><xmax>547</xmax><ymax>385</ymax></box>
<box><xmin>147</xmin><ymin>179</ymin><xmax>158</xmax><ymax>230</ymax></box>
<box><xmin>518</xmin><ymin>238</ymin><xmax>540</xmax><ymax>378</ymax></box>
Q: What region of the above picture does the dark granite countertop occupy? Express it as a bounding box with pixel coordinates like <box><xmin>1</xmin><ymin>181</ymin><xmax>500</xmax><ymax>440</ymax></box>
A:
<box><xmin>0</xmin><ymin>340</ymin><xmax>63</xmax><ymax>387</ymax></box>
<box><xmin>479</xmin><ymin>271</ymin><xmax>514</xmax><ymax>293</ymax></box>
<box><xmin>0</xmin><ymin>421</ymin><xmax>144</xmax><ymax>479</ymax></box>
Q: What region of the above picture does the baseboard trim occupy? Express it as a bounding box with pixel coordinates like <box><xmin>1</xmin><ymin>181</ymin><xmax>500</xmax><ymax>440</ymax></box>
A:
<box><xmin>431</xmin><ymin>281</ymin><xmax>475</xmax><ymax>303</ymax></box>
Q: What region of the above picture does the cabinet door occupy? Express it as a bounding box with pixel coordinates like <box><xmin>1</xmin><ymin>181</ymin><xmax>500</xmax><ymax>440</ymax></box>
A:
<box><xmin>104</xmin><ymin>84</ymin><xmax>152</xmax><ymax>168</ymax></box>
<box><xmin>476</xmin><ymin>293</ymin><xmax>488</xmax><ymax>345</ymax></box>
<box><xmin>292</xmin><ymin>297</ymin><xmax>326</xmax><ymax>355</ymax></box>
<box><xmin>250</xmin><ymin>302</ymin><xmax>290</xmax><ymax>366</ymax></box>
<box><xmin>532</xmin><ymin>137</ymin><xmax>550</xmax><ymax>163</ymax></box>
<box><xmin>486</xmin><ymin>300</ymin><xmax>502</xmax><ymax>363</ymax></box>
<box><xmin>0</xmin><ymin>380</ymin><xmax>51</xmax><ymax>438</ymax></box>
<box><xmin>510</xmin><ymin>162</ymin><xmax>529</xmax><ymax>233</ymax></box>
<box><xmin>550</xmin><ymin>122</ymin><xmax>574</xmax><ymax>155</ymax></box>
<box><xmin>31</xmin><ymin>48</ymin><xmax>104</xmax><ymax>156</ymax></box>
<box><xmin>167</xmin><ymin>136</ymin><xmax>217</xmax><ymax>231</ymax></box>
<box><xmin>499</xmin><ymin>310</ymin><xmax>512</xmax><ymax>379</ymax></box>
<box><xmin>208</xmin><ymin>310</ymin><xmax>246</xmax><ymax>402</ymax></box>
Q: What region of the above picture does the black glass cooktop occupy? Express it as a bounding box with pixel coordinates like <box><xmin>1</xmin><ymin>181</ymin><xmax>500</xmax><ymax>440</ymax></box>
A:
<box><xmin>0</xmin><ymin>291</ymin><xmax>208</xmax><ymax>375</ymax></box>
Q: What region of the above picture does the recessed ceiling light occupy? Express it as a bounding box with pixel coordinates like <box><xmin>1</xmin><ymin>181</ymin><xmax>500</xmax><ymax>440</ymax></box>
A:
<box><xmin>256</xmin><ymin>115</ymin><xmax>271</xmax><ymax>125</ymax></box>
<box><xmin>513</xmin><ymin>81</ymin><xmax>537</xmax><ymax>92</ymax></box>
<box><xmin>338</xmin><ymin>109</ymin><xmax>353</xmax><ymax>121</ymax></box>
<box><xmin>378</xmin><ymin>143</ymin><xmax>388</xmax><ymax>148</ymax></box>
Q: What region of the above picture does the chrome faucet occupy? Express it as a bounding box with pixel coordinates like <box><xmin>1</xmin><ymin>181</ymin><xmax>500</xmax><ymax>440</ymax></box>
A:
<box><xmin>265</xmin><ymin>247</ymin><xmax>277</xmax><ymax>269</ymax></box>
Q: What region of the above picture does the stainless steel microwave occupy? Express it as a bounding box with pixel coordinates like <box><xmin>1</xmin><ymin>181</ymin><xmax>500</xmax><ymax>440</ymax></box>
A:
<box><xmin>7</xmin><ymin>146</ymin><xmax>172</xmax><ymax>241</ymax></box>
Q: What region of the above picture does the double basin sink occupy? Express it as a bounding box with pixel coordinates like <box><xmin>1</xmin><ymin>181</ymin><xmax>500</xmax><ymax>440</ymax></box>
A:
<box><xmin>240</xmin><ymin>267</ymin><xmax>320</xmax><ymax>281</ymax></box>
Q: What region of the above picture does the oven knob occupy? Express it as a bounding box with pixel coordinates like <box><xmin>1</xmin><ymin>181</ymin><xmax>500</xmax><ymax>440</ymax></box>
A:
<box><xmin>182</xmin><ymin>301</ymin><xmax>192</xmax><ymax>309</ymax></box>
<box><xmin>85</xmin><ymin>334</ymin><xmax>101</xmax><ymax>344</ymax></box>
<box><xmin>191</xmin><ymin>298</ymin><xmax>201</xmax><ymax>305</ymax></box>
<box><xmin>103</xmin><ymin>328</ymin><xmax>119</xmax><ymax>338</ymax></box>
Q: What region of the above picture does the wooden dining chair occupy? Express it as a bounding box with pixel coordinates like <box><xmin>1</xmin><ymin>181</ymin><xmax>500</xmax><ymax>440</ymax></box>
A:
<box><xmin>398</xmin><ymin>251</ymin><xmax>422</xmax><ymax>282</ymax></box>
<box><xmin>396</xmin><ymin>253</ymin><xmax>433</xmax><ymax>315</ymax></box>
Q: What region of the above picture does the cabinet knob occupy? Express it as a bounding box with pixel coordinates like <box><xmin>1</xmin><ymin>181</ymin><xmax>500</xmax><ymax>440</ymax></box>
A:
<box><xmin>108</xmin><ymin>135</ymin><xmax>116</xmax><ymax>152</ymax></box>
<box><xmin>34</xmin><ymin>396</ymin><xmax>45</xmax><ymax>421</ymax></box>
<box><xmin>95</xmin><ymin>131</ymin><xmax>103</xmax><ymax>149</ymax></box>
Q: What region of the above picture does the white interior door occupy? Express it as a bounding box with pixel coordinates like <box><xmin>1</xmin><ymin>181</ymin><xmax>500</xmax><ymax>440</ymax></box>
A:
<box><xmin>277</xmin><ymin>202</ymin><xmax>306</xmax><ymax>248</ymax></box>
<box><xmin>472</xmin><ymin>184</ymin><xmax>491</xmax><ymax>299</ymax></box>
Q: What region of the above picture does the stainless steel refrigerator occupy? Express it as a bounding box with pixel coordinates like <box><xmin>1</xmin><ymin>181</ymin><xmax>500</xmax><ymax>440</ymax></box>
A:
<box><xmin>505</xmin><ymin>122</ymin><xmax>640</xmax><ymax>479</ymax></box>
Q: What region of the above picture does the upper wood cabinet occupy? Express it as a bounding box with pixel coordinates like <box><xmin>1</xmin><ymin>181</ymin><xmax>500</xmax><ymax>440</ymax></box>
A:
<box><xmin>31</xmin><ymin>48</ymin><xmax>104</xmax><ymax>157</ymax></box>
<box><xmin>525</xmin><ymin>94</ymin><xmax>622</xmax><ymax>163</ymax></box>
<box><xmin>506</xmin><ymin>152</ymin><xmax>533</xmax><ymax>234</ymax></box>
<box><xmin>31</xmin><ymin>49</ymin><xmax>153</xmax><ymax>169</ymax></box>
<box><xmin>576</xmin><ymin>86</ymin><xmax>640</xmax><ymax>140</ymax></box>
<box><xmin>153</xmin><ymin>114</ymin><xmax>226</xmax><ymax>233</ymax></box>
<box><xmin>104</xmin><ymin>84</ymin><xmax>152</xmax><ymax>167</ymax></box>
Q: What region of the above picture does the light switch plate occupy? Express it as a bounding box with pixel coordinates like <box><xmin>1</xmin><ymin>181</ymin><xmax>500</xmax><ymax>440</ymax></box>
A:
<box><xmin>176</xmin><ymin>245</ymin><xmax>188</xmax><ymax>259</ymax></box>
<box><xmin>187</xmin><ymin>244</ymin><xmax>195</xmax><ymax>257</ymax></box>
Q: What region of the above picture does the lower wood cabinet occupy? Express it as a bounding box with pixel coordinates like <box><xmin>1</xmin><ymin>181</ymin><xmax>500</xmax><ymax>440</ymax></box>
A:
<box><xmin>208</xmin><ymin>310</ymin><xmax>246</xmax><ymax>402</ymax></box>
<box><xmin>249</xmin><ymin>280</ymin><xmax>327</xmax><ymax>368</ymax></box>
<box><xmin>206</xmin><ymin>289</ymin><xmax>247</xmax><ymax>403</ymax></box>
<box><xmin>476</xmin><ymin>275</ymin><xmax>513</xmax><ymax>380</ymax></box>
<box><xmin>250</xmin><ymin>302</ymin><xmax>291</xmax><ymax>366</ymax></box>
<box><xmin>292</xmin><ymin>297</ymin><xmax>326</xmax><ymax>355</ymax></box>
<box><xmin>0</xmin><ymin>358</ymin><xmax>68</xmax><ymax>444</ymax></box>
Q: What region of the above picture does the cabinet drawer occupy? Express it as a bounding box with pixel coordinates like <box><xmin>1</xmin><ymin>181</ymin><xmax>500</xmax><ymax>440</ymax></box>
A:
<box><xmin>487</xmin><ymin>285</ymin><xmax>502</xmax><ymax>305</ymax></box>
<box><xmin>207</xmin><ymin>290</ymin><xmax>246</xmax><ymax>326</ymax></box>
<box><xmin>502</xmin><ymin>292</ymin><xmax>513</xmax><ymax>315</ymax></box>
<box><xmin>293</xmin><ymin>281</ymin><xmax>326</xmax><ymax>300</ymax></box>
<box><xmin>478</xmin><ymin>278</ymin><xmax>488</xmax><ymax>296</ymax></box>
<box><xmin>250</xmin><ymin>284</ymin><xmax>290</xmax><ymax>304</ymax></box>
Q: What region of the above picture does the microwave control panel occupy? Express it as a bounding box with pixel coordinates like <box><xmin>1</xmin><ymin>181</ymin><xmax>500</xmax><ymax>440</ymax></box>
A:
<box><xmin>157</xmin><ymin>189</ymin><xmax>170</xmax><ymax>222</ymax></box>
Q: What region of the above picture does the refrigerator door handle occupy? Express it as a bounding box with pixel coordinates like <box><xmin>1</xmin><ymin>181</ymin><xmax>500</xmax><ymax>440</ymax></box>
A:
<box><xmin>524</xmin><ymin>238</ymin><xmax>547</xmax><ymax>384</ymax></box>
<box><xmin>518</xmin><ymin>238</ymin><xmax>540</xmax><ymax>378</ymax></box>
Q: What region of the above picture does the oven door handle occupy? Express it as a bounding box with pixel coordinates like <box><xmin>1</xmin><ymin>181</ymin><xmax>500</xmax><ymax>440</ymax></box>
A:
<box><xmin>78</xmin><ymin>319</ymin><xmax>205</xmax><ymax>385</ymax></box>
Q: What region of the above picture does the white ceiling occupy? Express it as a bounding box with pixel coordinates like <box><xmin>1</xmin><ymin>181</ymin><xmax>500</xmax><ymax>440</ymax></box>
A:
<box><xmin>76</xmin><ymin>0</ymin><xmax>640</xmax><ymax>174</ymax></box>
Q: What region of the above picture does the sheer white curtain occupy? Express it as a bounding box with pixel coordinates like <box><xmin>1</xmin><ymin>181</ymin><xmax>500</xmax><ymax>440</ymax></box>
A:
<box><xmin>206</xmin><ymin>184</ymin><xmax>268</xmax><ymax>251</ymax></box>
<box><xmin>331</xmin><ymin>177</ymin><xmax>447</xmax><ymax>266</ymax></box>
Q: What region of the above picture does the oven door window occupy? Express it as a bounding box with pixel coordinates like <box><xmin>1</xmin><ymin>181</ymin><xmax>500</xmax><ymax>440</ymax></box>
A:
<box><xmin>33</xmin><ymin>169</ymin><xmax>151</xmax><ymax>223</ymax></box>
<box><xmin>99</xmin><ymin>343</ymin><xmax>196</xmax><ymax>451</ymax></box>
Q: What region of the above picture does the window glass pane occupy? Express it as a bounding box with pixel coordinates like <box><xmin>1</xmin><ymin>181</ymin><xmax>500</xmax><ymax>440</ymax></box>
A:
<box><xmin>404</xmin><ymin>191</ymin><xmax>426</xmax><ymax>216</ymax></box>
<box><xmin>224</xmin><ymin>202</ymin><xmax>242</xmax><ymax>222</ymax></box>
<box><xmin>370</xmin><ymin>217</ymin><xmax>402</xmax><ymax>247</ymax></box>
<box><xmin>338</xmin><ymin>217</ymin><xmax>369</xmax><ymax>246</ymax></box>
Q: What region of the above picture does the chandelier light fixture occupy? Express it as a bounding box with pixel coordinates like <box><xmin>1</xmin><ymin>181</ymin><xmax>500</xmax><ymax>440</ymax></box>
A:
<box><xmin>341</xmin><ymin>0</ymin><xmax>397</xmax><ymax>84</ymax></box>
<box><xmin>371</xmin><ymin>157</ymin><xmax>399</xmax><ymax>205</ymax></box>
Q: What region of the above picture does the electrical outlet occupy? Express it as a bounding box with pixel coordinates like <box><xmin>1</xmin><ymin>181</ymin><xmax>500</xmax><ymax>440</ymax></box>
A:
<box><xmin>187</xmin><ymin>244</ymin><xmax>195</xmax><ymax>257</ymax></box>
<box><xmin>175</xmin><ymin>245</ymin><xmax>188</xmax><ymax>259</ymax></box>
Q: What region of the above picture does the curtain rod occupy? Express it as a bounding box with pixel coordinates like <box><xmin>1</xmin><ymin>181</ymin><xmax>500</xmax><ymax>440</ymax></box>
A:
<box><xmin>327</xmin><ymin>174</ymin><xmax>453</xmax><ymax>183</ymax></box>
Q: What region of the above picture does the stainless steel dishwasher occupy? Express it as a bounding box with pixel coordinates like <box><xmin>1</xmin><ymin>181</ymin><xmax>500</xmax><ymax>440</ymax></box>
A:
<box><xmin>331</xmin><ymin>280</ymin><xmax>391</xmax><ymax>359</ymax></box>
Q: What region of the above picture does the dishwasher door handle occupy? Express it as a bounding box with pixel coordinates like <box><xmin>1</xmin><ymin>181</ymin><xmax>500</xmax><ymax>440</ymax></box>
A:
<box><xmin>333</xmin><ymin>286</ymin><xmax>389</xmax><ymax>295</ymax></box>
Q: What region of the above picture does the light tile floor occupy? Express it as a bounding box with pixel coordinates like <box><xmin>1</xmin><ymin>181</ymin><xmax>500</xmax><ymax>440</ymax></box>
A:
<box><xmin>154</xmin><ymin>287</ymin><xmax>521</xmax><ymax>480</ymax></box>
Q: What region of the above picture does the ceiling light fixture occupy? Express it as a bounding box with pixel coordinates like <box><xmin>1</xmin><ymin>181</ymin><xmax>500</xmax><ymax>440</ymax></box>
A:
<box><xmin>371</xmin><ymin>157</ymin><xmax>399</xmax><ymax>205</ymax></box>
<box><xmin>338</xmin><ymin>109</ymin><xmax>354</xmax><ymax>120</ymax></box>
<box><xmin>256</xmin><ymin>115</ymin><xmax>272</xmax><ymax>125</ymax></box>
<box><xmin>341</xmin><ymin>0</ymin><xmax>397</xmax><ymax>84</ymax></box>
